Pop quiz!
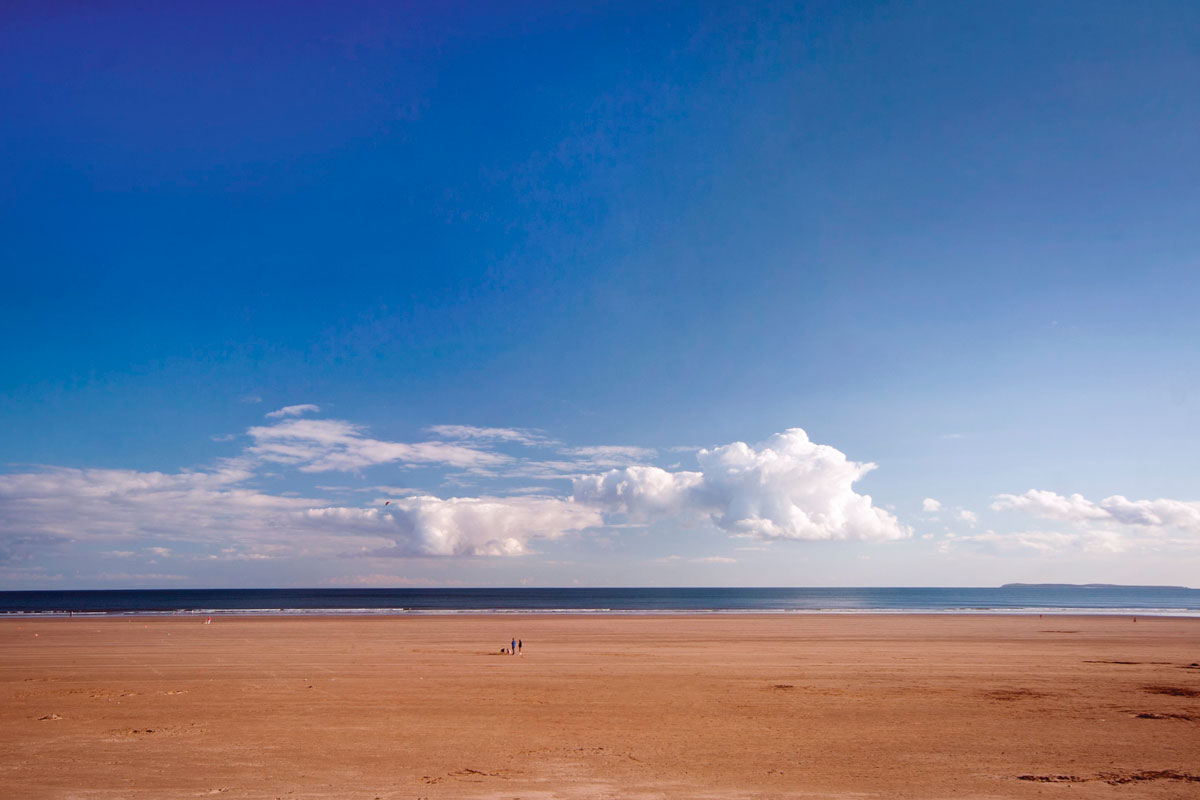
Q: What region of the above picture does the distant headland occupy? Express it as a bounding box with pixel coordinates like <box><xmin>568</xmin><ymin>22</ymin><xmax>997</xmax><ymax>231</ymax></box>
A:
<box><xmin>1000</xmin><ymin>583</ymin><xmax>1190</xmax><ymax>590</ymax></box>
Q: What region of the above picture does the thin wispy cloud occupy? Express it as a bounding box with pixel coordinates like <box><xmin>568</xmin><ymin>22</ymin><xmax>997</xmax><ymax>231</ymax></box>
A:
<box><xmin>246</xmin><ymin>417</ymin><xmax>509</xmax><ymax>472</ymax></box>
<box><xmin>266</xmin><ymin>404</ymin><xmax>321</xmax><ymax>419</ymax></box>
<box><xmin>940</xmin><ymin>529</ymin><xmax>1129</xmax><ymax>556</ymax></box>
<box><xmin>425</xmin><ymin>425</ymin><xmax>553</xmax><ymax>447</ymax></box>
<box><xmin>560</xmin><ymin>445</ymin><xmax>657</xmax><ymax>465</ymax></box>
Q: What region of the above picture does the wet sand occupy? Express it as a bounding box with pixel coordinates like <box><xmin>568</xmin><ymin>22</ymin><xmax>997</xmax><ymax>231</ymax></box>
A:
<box><xmin>2</xmin><ymin>614</ymin><xmax>1198</xmax><ymax>799</ymax></box>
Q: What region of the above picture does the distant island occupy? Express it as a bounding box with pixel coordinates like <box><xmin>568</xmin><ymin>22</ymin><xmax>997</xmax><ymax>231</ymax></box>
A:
<box><xmin>1001</xmin><ymin>583</ymin><xmax>1189</xmax><ymax>590</ymax></box>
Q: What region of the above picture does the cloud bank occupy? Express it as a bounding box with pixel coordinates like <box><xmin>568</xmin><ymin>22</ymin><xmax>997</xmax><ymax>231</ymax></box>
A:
<box><xmin>0</xmin><ymin>466</ymin><xmax>349</xmax><ymax>559</ymax></box>
<box><xmin>0</xmin><ymin>420</ymin><xmax>913</xmax><ymax>576</ymax></box>
<box><xmin>0</xmin><ymin>467</ymin><xmax>599</xmax><ymax>562</ymax></box>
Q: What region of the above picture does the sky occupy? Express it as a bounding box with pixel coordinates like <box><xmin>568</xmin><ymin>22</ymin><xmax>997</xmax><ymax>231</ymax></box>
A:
<box><xmin>2</xmin><ymin>1</ymin><xmax>1199</xmax><ymax>589</ymax></box>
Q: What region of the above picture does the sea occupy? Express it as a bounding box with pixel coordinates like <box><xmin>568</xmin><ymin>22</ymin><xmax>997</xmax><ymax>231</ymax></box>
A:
<box><xmin>1</xmin><ymin>586</ymin><xmax>1198</xmax><ymax>617</ymax></box>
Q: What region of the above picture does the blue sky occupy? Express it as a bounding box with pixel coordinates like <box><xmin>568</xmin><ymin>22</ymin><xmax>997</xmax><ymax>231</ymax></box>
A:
<box><xmin>2</xmin><ymin>1</ymin><xmax>1199</xmax><ymax>589</ymax></box>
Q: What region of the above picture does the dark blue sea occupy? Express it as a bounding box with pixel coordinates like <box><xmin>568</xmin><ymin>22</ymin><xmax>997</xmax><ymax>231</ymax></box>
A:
<box><xmin>1</xmin><ymin>586</ymin><xmax>1198</xmax><ymax>616</ymax></box>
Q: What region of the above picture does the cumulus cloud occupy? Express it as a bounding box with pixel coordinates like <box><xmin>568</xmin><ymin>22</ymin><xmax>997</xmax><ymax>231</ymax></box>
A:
<box><xmin>266</xmin><ymin>404</ymin><xmax>321</xmax><ymax>419</ymax></box>
<box><xmin>301</xmin><ymin>495</ymin><xmax>603</xmax><ymax>557</ymax></box>
<box><xmin>991</xmin><ymin>490</ymin><xmax>1200</xmax><ymax>532</ymax></box>
<box><xmin>246</xmin><ymin>417</ymin><xmax>509</xmax><ymax>472</ymax></box>
<box><xmin>574</xmin><ymin>428</ymin><xmax>909</xmax><ymax>542</ymax></box>
<box><xmin>922</xmin><ymin>498</ymin><xmax>942</xmax><ymax>512</ymax></box>
<box><xmin>957</xmin><ymin>509</ymin><xmax>978</xmax><ymax>526</ymax></box>
<box><xmin>573</xmin><ymin>465</ymin><xmax>703</xmax><ymax>519</ymax></box>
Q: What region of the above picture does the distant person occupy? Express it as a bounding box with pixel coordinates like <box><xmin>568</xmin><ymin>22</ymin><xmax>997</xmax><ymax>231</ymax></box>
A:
<box><xmin>518</xmin><ymin>639</ymin><xmax>522</xmax><ymax>655</ymax></box>
<box><xmin>511</xmin><ymin>637</ymin><xmax>516</xmax><ymax>655</ymax></box>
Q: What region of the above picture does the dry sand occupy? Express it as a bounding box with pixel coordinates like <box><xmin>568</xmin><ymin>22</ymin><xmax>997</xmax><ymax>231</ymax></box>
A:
<box><xmin>2</xmin><ymin>614</ymin><xmax>1199</xmax><ymax>799</ymax></box>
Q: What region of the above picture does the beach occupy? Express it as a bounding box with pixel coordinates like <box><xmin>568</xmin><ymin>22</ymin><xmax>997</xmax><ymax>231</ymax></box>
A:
<box><xmin>2</xmin><ymin>614</ymin><xmax>1198</xmax><ymax>799</ymax></box>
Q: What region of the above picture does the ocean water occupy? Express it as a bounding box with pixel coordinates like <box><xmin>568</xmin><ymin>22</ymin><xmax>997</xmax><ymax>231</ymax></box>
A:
<box><xmin>1</xmin><ymin>586</ymin><xmax>1198</xmax><ymax>616</ymax></box>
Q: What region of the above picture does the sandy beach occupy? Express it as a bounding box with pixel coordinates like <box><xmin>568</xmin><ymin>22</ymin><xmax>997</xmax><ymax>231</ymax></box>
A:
<box><xmin>2</xmin><ymin>614</ymin><xmax>1198</xmax><ymax>799</ymax></box>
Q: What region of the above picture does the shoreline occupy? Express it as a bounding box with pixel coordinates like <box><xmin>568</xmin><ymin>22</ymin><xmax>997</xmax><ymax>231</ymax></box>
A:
<box><xmin>5</xmin><ymin>608</ymin><xmax>1200</xmax><ymax>619</ymax></box>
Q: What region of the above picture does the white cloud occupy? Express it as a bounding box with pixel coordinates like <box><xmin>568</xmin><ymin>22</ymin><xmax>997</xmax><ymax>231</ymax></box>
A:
<box><xmin>574</xmin><ymin>428</ymin><xmax>909</xmax><ymax>542</ymax></box>
<box><xmin>266</xmin><ymin>404</ymin><xmax>321</xmax><ymax>419</ymax></box>
<box><xmin>922</xmin><ymin>498</ymin><xmax>942</xmax><ymax>512</ymax></box>
<box><xmin>246</xmin><ymin>417</ymin><xmax>509</xmax><ymax>472</ymax></box>
<box><xmin>692</xmin><ymin>556</ymin><xmax>737</xmax><ymax>564</ymax></box>
<box><xmin>301</xmin><ymin>495</ymin><xmax>603</xmax><ymax>557</ymax></box>
<box><xmin>957</xmin><ymin>509</ymin><xmax>978</xmax><ymax>526</ymax></box>
<box><xmin>991</xmin><ymin>490</ymin><xmax>1111</xmax><ymax>523</ymax></box>
<box><xmin>991</xmin><ymin>490</ymin><xmax>1200</xmax><ymax>533</ymax></box>
<box><xmin>964</xmin><ymin>489</ymin><xmax>1200</xmax><ymax>558</ymax></box>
